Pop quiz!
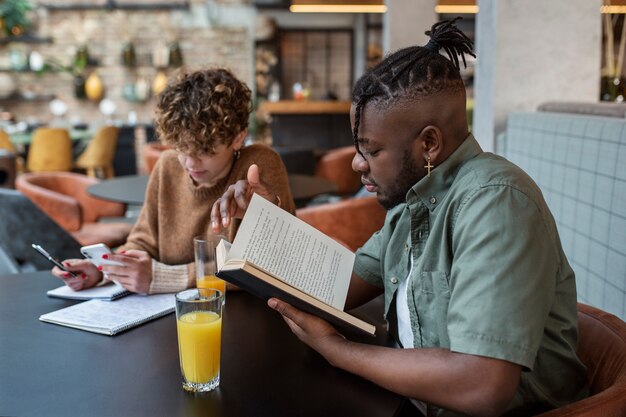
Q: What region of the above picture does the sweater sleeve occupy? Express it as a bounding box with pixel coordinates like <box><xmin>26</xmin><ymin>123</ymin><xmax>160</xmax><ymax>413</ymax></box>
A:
<box><xmin>149</xmin><ymin>259</ymin><xmax>195</xmax><ymax>294</ymax></box>
<box><xmin>117</xmin><ymin>158</ymin><xmax>163</xmax><ymax>259</ymax></box>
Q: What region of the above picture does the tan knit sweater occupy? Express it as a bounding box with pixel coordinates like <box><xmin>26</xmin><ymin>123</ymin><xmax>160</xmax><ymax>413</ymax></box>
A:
<box><xmin>119</xmin><ymin>143</ymin><xmax>295</xmax><ymax>293</ymax></box>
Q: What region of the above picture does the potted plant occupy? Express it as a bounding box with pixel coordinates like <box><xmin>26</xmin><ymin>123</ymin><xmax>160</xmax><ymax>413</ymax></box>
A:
<box><xmin>0</xmin><ymin>0</ymin><xmax>33</xmax><ymax>37</ymax></box>
<box><xmin>602</xmin><ymin>13</ymin><xmax>626</xmax><ymax>101</ymax></box>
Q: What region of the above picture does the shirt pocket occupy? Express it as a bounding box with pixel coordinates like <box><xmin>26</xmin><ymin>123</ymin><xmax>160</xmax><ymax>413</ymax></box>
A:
<box><xmin>413</xmin><ymin>271</ymin><xmax>451</xmax><ymax>348</ymax></box>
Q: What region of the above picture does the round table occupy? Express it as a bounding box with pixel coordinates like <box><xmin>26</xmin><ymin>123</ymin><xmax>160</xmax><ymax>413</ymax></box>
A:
<box><xmin>87</xmin><ymin>174</ymin><xmax>338</xmax><ymax>206</ymax></box>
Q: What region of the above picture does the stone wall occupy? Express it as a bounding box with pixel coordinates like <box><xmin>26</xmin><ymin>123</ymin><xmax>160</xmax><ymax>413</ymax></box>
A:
<box><xmin>0</xmin><ymin>0</ymin><xmax>253</xmax><ymax>127</ymax></box>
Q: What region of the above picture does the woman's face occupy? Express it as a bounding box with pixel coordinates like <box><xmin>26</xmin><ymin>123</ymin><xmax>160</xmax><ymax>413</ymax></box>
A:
<box><xmin>177</xmin><ymin>142</ymin><xmax>237</xmax><ymax>186</ymax></box>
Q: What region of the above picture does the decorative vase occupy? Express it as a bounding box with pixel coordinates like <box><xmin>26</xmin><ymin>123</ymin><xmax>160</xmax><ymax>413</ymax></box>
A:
<box><xmin>9</xmin><ymin>47</ymin><xmax>28</xmax><ymax>71</ymax></box>
<box><xmin>73</xmin><ymin>74</ymin><xmax>87</xmax><ymax>99</ymax></box>
<box><xmin>0</xmin><ymin>73</ymin><xmax>16</xmax><ymax>99</ymax></box>
<box><xmin>28</xmin><ymin>51</ymin><xmax>44</xmax><ymax>72</ymax></box>
<box><xmin>152</xmin><ymin>71</ymin><xmax>168</xmax><ymax>96</ymax></box>
<box><xmin>85</xmin><ymin>72</ymin><xmax>104</xmax><ymax>101</ymax></box>
<box><xmin>122</xmin><ymin>42</ymin><xmax>136</xmax><ymax>68</ymax></box>
<box><xmin>123</xmin><ymin>82</ymin><xmax>136</xmax><ymax>102</ymax></box>
<box><xmin>169</xmin><ymin>42</ymin><xmax>183</xmax><ymax>68</ymax></box>
<box><xmin>134</xmin><ymin>77</ymin><xmax>150</xmax><ymax>102</ymax></box>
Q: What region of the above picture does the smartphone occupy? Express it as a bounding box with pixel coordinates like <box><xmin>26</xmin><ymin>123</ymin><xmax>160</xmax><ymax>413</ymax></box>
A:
<box><xmin>80</xmin><ymin>244</ymin><xmax>124</xmax><ymax>267</ymax></box>
<box><xmin>32</xmin><ymin>244</ymin><xmax>79</xmax><ymax>278</ymax></box>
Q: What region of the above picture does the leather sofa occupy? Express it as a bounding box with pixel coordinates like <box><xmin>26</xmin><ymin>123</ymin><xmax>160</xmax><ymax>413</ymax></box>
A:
<box><xmin>142</xmin><ymin>142</ymin><xmax>170</xmax><ymax>175</ymax></box>
<box><xmin>15</xmin><ymin>172</ymin><xmax>133</xmax><ymax>248</ymax></box>
<box><xmin>537</xmin><ymin>303</ymin><xmax>626</xmax><ymax>416</ymax></box>
<box><xmin>314</xmin><ymin>145</ymin><xmax>362</xmax><ymax>196</ymax></box>
<box><xmin>296</xmin><ymin>195</ymin><xmax>385</xmax><ymax>252</ymax></box>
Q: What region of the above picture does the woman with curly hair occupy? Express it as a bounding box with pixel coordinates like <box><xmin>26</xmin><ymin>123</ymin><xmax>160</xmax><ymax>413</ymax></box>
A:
<box><xmin>52</xmin><ymin>68</ymin><xmax>295</xmax><ymax>294</ymax></box>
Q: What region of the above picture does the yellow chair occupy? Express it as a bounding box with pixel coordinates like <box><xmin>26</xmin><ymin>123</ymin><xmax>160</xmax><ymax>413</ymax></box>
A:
<box><xmin>0</xmin><ymin>129</ymin><xmax>16</xmax><ymax>153</ymax></box>
<box><xmin>26</xmin><ymin>128</ymin><xmax>73</xmax><ymax>172</ymax></box>
<box><xmin>0</xmin><ymin>129</ymin><xmax>25</xmax><ymax>174</ymax></box>
<box><xmin>75</xmin><ymin>126</ymin><xmax>120</xmax><ymax>179</ymax></box>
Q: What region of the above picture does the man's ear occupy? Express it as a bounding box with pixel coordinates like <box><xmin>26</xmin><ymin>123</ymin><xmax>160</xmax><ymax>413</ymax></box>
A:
<box><xmin>419</xmin><ymin>125</ymin><xmax>443</xmax><ymax>163</ymax></box>
<box><xmin>232</xmin><ymin>129</ymin><xmax>247</xmax><ymax>150</ymax></box>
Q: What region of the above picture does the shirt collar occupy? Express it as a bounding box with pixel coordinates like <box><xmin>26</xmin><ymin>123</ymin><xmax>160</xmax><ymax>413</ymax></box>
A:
<box><xmin>406</xmin><ymin>133</ymin><xmax>482</xmax><ymax>210</ymax></box>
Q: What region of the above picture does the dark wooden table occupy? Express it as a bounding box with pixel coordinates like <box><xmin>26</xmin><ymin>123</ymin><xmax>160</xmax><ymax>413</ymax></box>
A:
<box><xmin>0</xmin><ymin>271</ymin><xmax>403</xmax><ymax>417</ymax></box>
<box><xmin>87</xmin><ymin>174</ymin><xmax>338</xmax><ymax>206</ymax></box>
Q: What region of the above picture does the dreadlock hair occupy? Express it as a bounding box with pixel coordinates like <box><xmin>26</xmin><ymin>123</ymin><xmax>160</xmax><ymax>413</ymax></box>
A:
<box><xmin>351</xmin><ymin>17</ymin><xmax>475</xmax><ymax>152</ymax></box>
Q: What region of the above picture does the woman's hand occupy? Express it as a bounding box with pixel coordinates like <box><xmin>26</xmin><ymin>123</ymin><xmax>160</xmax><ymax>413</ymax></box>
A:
<box><xmin>211</xmin><ymin>164</ymin><xmax>280</xmax><ymax>233</ymax></box>
<box><xmin>99</xmin><ymin>250</ymin><xmax>153</xmax><ymax>294</ymax></box>
<box><xmin>51</xmin><ymin>258</ymin><xmax>102</xmax><ymax>291</ymax></box>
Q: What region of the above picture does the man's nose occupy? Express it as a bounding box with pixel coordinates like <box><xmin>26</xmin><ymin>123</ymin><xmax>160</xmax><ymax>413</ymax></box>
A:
<box><xmin>352</xmin><ymin>151</ymin><xmax>368</xmax><ymax>173</ymax></box>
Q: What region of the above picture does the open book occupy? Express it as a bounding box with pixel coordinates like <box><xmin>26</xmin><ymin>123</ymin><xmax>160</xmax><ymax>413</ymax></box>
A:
<box><xmin>39</xmin><ymin>294</ymin><xmax>175</xmax><ymax>336</ymax></box>
<box><xmin>216</xmin><ymin>194</ymin><xmax>376</xmax><ymax>336</ymax></box>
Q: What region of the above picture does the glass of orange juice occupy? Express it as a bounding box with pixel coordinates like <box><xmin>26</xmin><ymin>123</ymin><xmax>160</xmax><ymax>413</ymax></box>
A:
<box><xmin>194</xmin><ymin>235</ymin><xmax>227</xmax><ymax>298</ymax></box>
<box><xmin>175</xmin><ymin>288</ymin><xmax>224</xmax><ymax>392</ymax></box>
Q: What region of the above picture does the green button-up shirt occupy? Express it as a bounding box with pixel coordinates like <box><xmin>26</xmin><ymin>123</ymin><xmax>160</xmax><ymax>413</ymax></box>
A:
<box><xmin>354</xmin><ymin>134</ymin><xmax>588</xmax><ymax>415</ymax></box>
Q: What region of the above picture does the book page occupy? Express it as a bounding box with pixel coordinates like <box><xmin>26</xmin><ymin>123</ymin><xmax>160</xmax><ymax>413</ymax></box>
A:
<box><xmin>228</xmin><ymin>194</ymin><xmax>354</xmax><ymax>310</ymax></box>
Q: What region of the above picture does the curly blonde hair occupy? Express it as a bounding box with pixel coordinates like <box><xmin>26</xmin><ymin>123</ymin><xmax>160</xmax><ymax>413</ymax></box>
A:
<box><xmin>155</xmin><ymin>68</ymin><xmax>252</xmax><ymax>156</ymax></box>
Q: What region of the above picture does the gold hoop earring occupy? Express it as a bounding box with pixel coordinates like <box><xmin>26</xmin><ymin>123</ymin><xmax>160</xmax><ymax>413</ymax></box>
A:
<box><xmin>424</xmin><ymin>156</ymin><xmax>434</xmax><ymax>177</ymax></box>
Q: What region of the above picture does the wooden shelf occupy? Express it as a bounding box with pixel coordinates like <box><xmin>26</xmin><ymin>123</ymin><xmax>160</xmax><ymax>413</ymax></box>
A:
<box><xmin>0</xmin><ymin>93</ymin><xmax>56</xmax><ymax>102</ymax></box>
<box><xmin>258</xmin><ymin>100</ymin><xmax>351</xmax><ymax>115</ymax></box>
<box><xmin>0</xmin><ymin>35</ymin><xmax>53</xmax><ymax>45</ymax></box>
<box><xmin>40</xmin><ymin>1</ymin><xmax>190</xmax><ymax>11</ymax></box>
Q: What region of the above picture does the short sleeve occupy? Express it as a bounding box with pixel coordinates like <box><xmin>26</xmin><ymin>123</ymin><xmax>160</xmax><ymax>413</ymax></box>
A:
<box><xmin>447</xmin><ymin>185</ymin><xmax>558</xmax><ymax>369</ymax></box>
<box><xmin>354</xmin><ymin>229</ymin><xmax>385</xmax><ymax>288</ymax></box>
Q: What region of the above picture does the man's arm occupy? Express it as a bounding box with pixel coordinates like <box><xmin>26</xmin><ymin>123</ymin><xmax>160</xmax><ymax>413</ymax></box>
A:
<box><xmin>345</xmin><ymin>272</ymin><xmax>383</xmax><ymax>310</ymax></box>
<box><xmin>268</xmin><ymin>298</ymin><xmax>521</xmax><ymax>417</ymax></box>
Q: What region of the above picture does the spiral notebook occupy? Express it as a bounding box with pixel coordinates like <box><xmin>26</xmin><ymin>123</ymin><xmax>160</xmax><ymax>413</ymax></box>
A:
<box><xmin>46</xmin><ymin>282</ymin><xmax>131</xmax><ymax>301</ymax></box>
<box><xmin>39</xmin><ymin>293</ymin><xmax>175</xmax><ymax>336</ymax></box>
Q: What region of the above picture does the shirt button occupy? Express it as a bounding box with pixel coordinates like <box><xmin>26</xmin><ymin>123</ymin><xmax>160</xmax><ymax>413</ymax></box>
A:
<box><xmin>390</xmin><ymin>276</ymin><xmax>398</xmax><ymax>284</ymax></box>
<box><xmin>404</xmin><ymin>243</ymin><xmax>409</xmax><ymax>251</ymax></box>
<box><xmin>429</xmin><ymin>196</ymin><xmax>437</xmax><ymax>204</ymax></box>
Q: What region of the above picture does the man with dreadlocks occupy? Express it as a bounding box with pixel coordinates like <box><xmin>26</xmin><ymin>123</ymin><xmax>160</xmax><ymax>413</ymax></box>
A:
<box><xmin>267</xmin><ymin>19</ymin><xmax>588</xmax><ymax>417</ymax></box>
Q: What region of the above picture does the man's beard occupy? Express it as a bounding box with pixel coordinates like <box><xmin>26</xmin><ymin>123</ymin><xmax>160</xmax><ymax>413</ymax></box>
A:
<box><xmin>377</xmin><ymin>149</ymin><xmax>422</xmax><ymax>210</ymax></box>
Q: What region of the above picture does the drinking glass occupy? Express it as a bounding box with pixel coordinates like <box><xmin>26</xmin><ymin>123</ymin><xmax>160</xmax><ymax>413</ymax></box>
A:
<box><xmin>194</xmin><ymin>235</ymin><xmax>227</xmax><ymax>297</ymax></box>
<box><xmin>175</xmin><ymin>288</ymin><xmax>224</xmax><ymax>392</ymax></box>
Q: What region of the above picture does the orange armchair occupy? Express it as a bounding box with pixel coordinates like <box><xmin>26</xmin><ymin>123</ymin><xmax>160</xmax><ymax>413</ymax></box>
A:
<box><xmin>15</xmin><ymin>172</ymin><xmax>133</xmax><ymax>248</ymax></box>
<box><xmin>537</xmin><ymin>303</ymin><xmax>626</xmax><ymax>417</ymax></box>
<box><xmin>142</xmin><ymin>142</ymin><xmax>170</xmax><ymax>175</ymax></box>
<box><xmin>296</xmin><ymin>196</ymin><xmax>385</xmax><ymax>252</ymax></box>
<box><xmin>315</xmin><ymin>146</ymin><xmax>361</xmax><ymax>196</ymax></box>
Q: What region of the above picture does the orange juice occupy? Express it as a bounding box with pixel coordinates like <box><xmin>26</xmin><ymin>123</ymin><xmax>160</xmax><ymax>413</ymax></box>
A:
<box><xmin>176</xmin><ymin>311</ymin><xmax>222</xmax><ymax>384</ymax></box>
<box><xmin>197</xmin><ymin>274</ymin><xmax>226</xmax><ymax>294</ymax></box>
